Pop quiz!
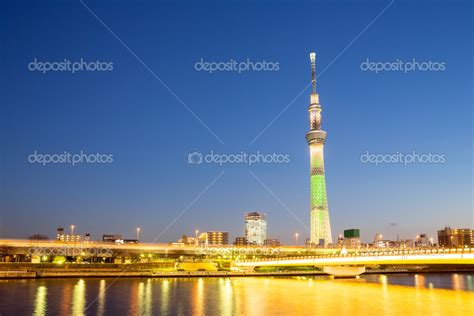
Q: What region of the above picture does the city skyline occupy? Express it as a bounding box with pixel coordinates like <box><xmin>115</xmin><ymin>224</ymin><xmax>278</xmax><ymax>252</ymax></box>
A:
<box><xmin>0</xmin><ymin>1</ymin><xmax>472</xmax><ymax>245</ymax></box>
<box><xmin>25</xmin><ymin>218</ymin><xmax>472</xmax><ymax>247</ymax></box>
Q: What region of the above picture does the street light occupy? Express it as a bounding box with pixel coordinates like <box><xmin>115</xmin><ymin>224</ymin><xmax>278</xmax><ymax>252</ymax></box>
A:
<box><xmin>136</xmin><ymin>227</ymin><xmax>141</xmax><ymax>242</ymax></box>
<box><xmin>295</xmin><ymin>233</ymin><xmax>299</xmax><ymax>246</ymax></box>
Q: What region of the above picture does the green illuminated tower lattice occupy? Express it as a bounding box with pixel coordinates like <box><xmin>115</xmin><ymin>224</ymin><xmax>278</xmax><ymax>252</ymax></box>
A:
<box><xmin>306</xmin><ymin>52</ymin><xmax>332</xmax><ymax>246</ymax></box>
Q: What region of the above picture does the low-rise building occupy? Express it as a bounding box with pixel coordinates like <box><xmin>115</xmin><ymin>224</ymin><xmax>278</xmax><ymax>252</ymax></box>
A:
<box><xmin>344</xmin><ymin>229</ymin><xmax>361</xmax><ymax>248</ymax></box>
<box><xmin>264</xmin><ymin>238</ymin><xmax>281</xmax><ymax>246</ymax></box>
<box><xmin>177</xmin><ymin>235</ymin><xmax>198</xmax><ymax>245</ymax></box>
<box><xmin>415</xmin><ymin>234</ymin><xmax>430</xmax><ymax>247</ymax></box>
<box><xmin>102</xmin><ymin>234</ymin><xmax>123</xmax><ymax>243</ymax></box>
<box><xmin>438</xmin><ymin>227</ymin><xmax>473</xmax><ymax>247</ymax></box>
<box><xmin>123</xmin><ymin>239</ymin><xmax>139</xmax><ymax>244</ymax></box>
<box><xmin>234</xmin><ymin>237</ymin><xmax>248</xmax><ymax>246</ymax></box>
<box><xmin>56</xmin><ymin>228</ymin><xmax>81</xmax><ymax>242</ymax></box>
<box><xmin>206</xmin><ymin>231</ymin><xmax>229</xmax><ymax>246</ymax></box>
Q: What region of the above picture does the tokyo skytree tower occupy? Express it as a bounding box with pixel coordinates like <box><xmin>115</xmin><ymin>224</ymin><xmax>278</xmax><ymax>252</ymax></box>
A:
<box><xmin>306</xmin><ymin>52</ymin><xmax>333</xmax><ymax>246</ymax></box>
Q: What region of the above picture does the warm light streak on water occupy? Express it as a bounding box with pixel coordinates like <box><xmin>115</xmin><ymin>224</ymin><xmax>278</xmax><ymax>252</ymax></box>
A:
<box><xmin>96</xmin><ymin>280</ymin><xmax>106</xmax><ymax>316</ymax></box>
<box><xmin>160</xmin><ymin>279</ymin><xmax>169</xmax><ymax>315</ymax></box>
<box><xmin>33</xmin><ymin>285</ymin><xmax>47</xmax><ymax>316</ymax></box>
<box><xmin>0</xmin><ymin>274</ymin><xmax>473</xmax><ymax>315</ymax></box>
<box><xmin>192</xmin><ymin>278</ymin><xmax>204</xmax><ymax>315</ymax></box>
<box><xmin>71</xmin><ymin>279</ymin><xmax>86</xmax><ymax>316</ymax></box>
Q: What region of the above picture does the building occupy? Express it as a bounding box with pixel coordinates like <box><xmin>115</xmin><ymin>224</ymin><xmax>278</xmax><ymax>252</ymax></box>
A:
<box><xmin>395</xmin><ymin>239</ymin><xmax>415</xmax><ymax>248</ymax></box>
<box><xmin>264</xmin><ymin>238</ymin><xmax>281</xmax><ymax>246</ymax></box>
<box><xmin>56</xmin><ymin>227</ymin><xmax>65</xmax><ymax>240</ymax></box>
<box><xmin>307</xmin><ymin>53</ymin><xmax>332</xmax><ymax>246</ymax></box>
<box><xmin>373</xmin><ymin>234</ymin><xmax>396</xmax><ymax>248</ymax></box>
<box><xmin>56</xmin><ymin>227</ymin><xmax>81</xmax><ymax>242</ymax></box>
<box><xmin>337</xmin><ymin>234</ymin><xmax>344</xmax><ymax>247</ymax></box>
<box><xmin>245</xmin><ymin>212</ymin><xmax>267</xmax><ymax>245</ymax></box>
<box><xmin>438</xmin><ymin>227</ymin><xmax>473</xmax><ymax>247</ymax></box>
<box><xmin>234</xmin><ymin>237</ymin><xmax>248</xmax><ymax>246</ymax></box>
<box><xmin>374</xmin><ymin>233</ymin><xmax>383</xmax><ymax>243</ymax></box>
<box><xmin>343</xmin><ymin>229</ymin><xmax>361</xmax><ymax>248</ymax></box>
<box><xmin>59</xmin><ymin>235</ymin><xmax>81</xmax><ymax>242</ymax></box>
<box><xmin>206</xmin><ymin>231</ymin><xmax>229</xmax><ymax>246</ymax></box>
<box><xmin>176</xmin><ymin>234</ymin><xmax>208</xmax><ymax>245</ymax></box>
<box><xmin>344</xmin><ymin>229</ymin><xmax>360</xmax><ymax>239</ymax></box>
<box><xmin>415</xmin><ymin>234</ymin><xmax>430</xmax><ymax>247</ymax></box>
<box><xmin>123</xmin><ymin>239</ymin><xmax>139</xmax><ymax>244</ymax></box>
<box><xmin>102</xmin><ymin>234</ymin><xmax>123</xmax><ymax>243</ymax></box>
<box><xmin>374</xmin><ymin>240</ymin><xmax>396</xmax><ymax>248</ymax></box>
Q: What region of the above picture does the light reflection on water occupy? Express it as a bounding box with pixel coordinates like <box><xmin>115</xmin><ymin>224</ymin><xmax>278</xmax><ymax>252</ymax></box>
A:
<box><xmin>361</xmin><ymin>272</ymin><xmax>474</xmax><ymax>291</ymax></box>
<box><xmin>33</xmin><ymin>285</ymin><xmax>47</xmax><ymax>316</ymax></box>
<box><xmin>71</xmin><ymin>279</ymin><xmax>86</xmax><ymax>316</ymax></box>
<box><xmin>160</xmin><ymin>279</ymin><xmax>169</xmax><ymax>315</ymax></box>
<box><xmin>0</xmin><ymin>273</ymin><xmax>473</xmax><ymax>315</ymax></box>
<box><xmin>96</xmin><ymin>279</ymin><xmax>106</xmax><ymax>316</ymax></box>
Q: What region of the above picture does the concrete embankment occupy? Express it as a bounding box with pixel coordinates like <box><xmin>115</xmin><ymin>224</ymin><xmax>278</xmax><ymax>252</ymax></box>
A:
<box><xmin>3</xmin><ymin>263</ymin><xmax>472</xmax><ymax>279</ymax></box>
<box><xmin>0</xmin><ymin>270</ymin><xmax>36</xmax><ymax>278</ymax></box>
<box><xmin>0</xmin><ymin>262</ymin><xmax>327</xmax><ymax>279</ymax></box>
<box><xmin>0</xmin><ymin>268</ymin><xmax>327</xmax><ymax>279</ymax></box>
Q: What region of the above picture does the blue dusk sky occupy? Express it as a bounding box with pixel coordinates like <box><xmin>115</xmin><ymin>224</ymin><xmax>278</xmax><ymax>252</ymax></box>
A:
<box><xmin>0</xmin><ymin>0</ymin><xmax>472</xmax><ymax>244</ymax></box>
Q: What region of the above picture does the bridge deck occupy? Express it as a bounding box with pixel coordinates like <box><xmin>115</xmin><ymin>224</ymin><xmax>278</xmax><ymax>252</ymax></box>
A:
<box><xmin>236</xmin><ymin>251</ymin><xmax>474</xmax><ymax>267</ymax></box>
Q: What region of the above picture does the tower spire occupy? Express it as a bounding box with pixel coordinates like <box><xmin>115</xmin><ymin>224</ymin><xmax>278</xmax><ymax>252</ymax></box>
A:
<box><xmin>310</xmin><ymin>52</ymin><xmax>316</xmax><ymax>94</ymax></box>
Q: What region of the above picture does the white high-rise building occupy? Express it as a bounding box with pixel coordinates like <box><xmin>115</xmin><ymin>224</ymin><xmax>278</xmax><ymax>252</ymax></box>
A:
<box><xmin>245</xmin><ymin>212</ymin><xmax>267</xmax><ymax>245</ymax></box>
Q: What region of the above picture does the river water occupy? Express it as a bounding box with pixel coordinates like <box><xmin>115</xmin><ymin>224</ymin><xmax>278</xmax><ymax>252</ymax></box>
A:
<box><xmin>0</xmin><ymin>273</ymin><xmax>473</xmax><ymax>315</ymax></box>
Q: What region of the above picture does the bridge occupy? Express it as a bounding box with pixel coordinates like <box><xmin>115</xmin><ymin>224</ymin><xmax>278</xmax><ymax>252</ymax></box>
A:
<box><xmin>234</xmin><ymin>248</ymin><xmax>474</xmax><ymax>277</ymax></box>
<box><xmin>0</xmin><ymin>239</ymin><xmax>340</xmax><ymax>265</ymax></box>
<box><xmin>0</xmin><ymin>239</ymin><xmax>338</xmax><ymax>258</ymax></box>
<box><xmin>1</xmin><ymin>239</ymin><xmax>473</xmax><ymax>277</ymax></box>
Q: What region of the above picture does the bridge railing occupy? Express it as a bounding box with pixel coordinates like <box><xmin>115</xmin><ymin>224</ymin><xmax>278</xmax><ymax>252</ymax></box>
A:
<box><xmin>236</xmin><ymin>247</ymin><xmax>474</xmax><ymax>263</ymax></box>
